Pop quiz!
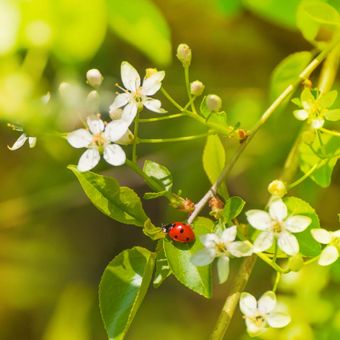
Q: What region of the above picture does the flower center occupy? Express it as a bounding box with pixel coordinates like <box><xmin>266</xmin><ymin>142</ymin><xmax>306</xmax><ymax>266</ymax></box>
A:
<box><xmin>214</xmin><ymin>242</ymin><xmax>227</xmax><ymax>256</ymax></box>
<box><xmin>92</xmin><ymin>133</ymin><xmax>106</xmax><ymax>147</ymax></box>
<box><xmin>332</xmin><ymin>237</ymin><xmax>340</xmax><ymax>250</ymax></box>
<box><xmin>253</xmin><ymin>314</ymin><xmax>266</xmax><ymax>327</ymax></box>
<box><xmin>272</xmin><ymin>221</ymin><xmax>283</xmax><ymax>234</ymax></box>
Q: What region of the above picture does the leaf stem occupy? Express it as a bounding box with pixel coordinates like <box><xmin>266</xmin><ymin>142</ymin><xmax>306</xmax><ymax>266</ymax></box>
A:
<box><xmin>320</xmin><ymin>127</ymin><xmax>340</xmax><ymax>137</ymax></box>
<box><xmin>139</xmin><ymin>113</ymin><xmax>185</xmax><ymax>123</ymax></box>
<box><xmin>209</xmin><ymin>255</ymin><xmax>257</xmax><ymax>340</ymax></box>
<box><xmin>304</xmin><ymin>256</ymin><xmax>319</xmax><ymax>266</ymax></box>
<box><xmin>138</xmin><ymin>132</ymin><xmax>212</xmax><ymax>144</ymax></box>
<box><xmin>272</xmin><ymin>272</ymin><xmax>281</xmax><ymax>293</ymax></box>
<box><xmin>132</xmin><ymin>111</ymin><xmax>141</xmax><ymax>163</ymax></box>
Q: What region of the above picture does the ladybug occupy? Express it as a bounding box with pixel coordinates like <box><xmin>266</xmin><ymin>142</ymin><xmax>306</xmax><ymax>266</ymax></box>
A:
<box><xmin>162</xmin><ymin>222</ymin><xmax>195</xmax><ymax>243</ymax></box>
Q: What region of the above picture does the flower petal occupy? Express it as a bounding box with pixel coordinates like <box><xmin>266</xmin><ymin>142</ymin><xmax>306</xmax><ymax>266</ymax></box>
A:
<box><xmin>109</xmin><ymin>93</ymin><xmax>130</xmax><ymax>112</ymax></box>
<box><xmin>267</xmin><ymin>312</ymin><xmax>291</xmax><ymax>328</ymax></box>
<box><xmin>191</xmin><ymin>248</ymin><xmax>215</xmax><ymax>266</ymax></box>
<box><xmin>311</xmin><ymin>118</ymin><xmax>324</xmax><ymax>129</ymax></box>
<box><xmin>258</xmin><ymin>291</ymin><xmax>276</xmax><ymax>314</ymax></box>
<box><xmin>245</xmin><ymin>318</ymin><xmax>264</xmax><ymax>336</ymax></box>
<box><xmin>8</xmin><ymin>133</ymin><xmax>28</xmax><ymax>150</ymax></box>
<box><xmin>28</xmin><ymin>137</ymin><xmax>37</xmax><ymax>148</ymax></box>
<box><xmin>293</xmin><ymin>109</ymin><xmax>309</xmax><ymax>121</ymax></box>
<box><xmin>200</xmin><ymin>233</ymin><xmax>219</xmax><ymax>248</ymax></box>
<box><xmin>77</xmin><ymin>148</ymin><xmax>100</xmax><ymax>172</ymax></box>
<box><xmin>319</xmin><ymin>245</ymin><xmax>339</xmax><ymax>266</ymax></box>
<box><xmin>239</xmin><ymin>292</ymin><xmax>257</xmax><ymax>317</ymax></box>
<box><xmin>103</xmin><ymin>144</ymin><xmax>126</xmax><ymax>166</ymax></box>
<box><xmin>121</xmin><ymin>61</ymin><xmax>141</xmax><ymax>92</ymax></box>
<box><xmin>121</xmin><ymin>102</ymin><xmax>138</xmax><ymax>125</ymax></box>
<box><xmin>141</xmin><ymin>71</ymin><xmax>165</xmax><ymax>96</ymax></box>
<box><xmin>311</xmin><ymin>228</ymin><xmax>332</xmax><ymax>244</ymax></box>
<box><xmin>253</xmin><ymin>231</ymin><xmax>274</xmax><ymax>253</ymax></box>
<box><xmin>278</xmin><ymin>231</ymin><xmax>299</xmax><ymax>256</ymax></box>
<box><xmin>228</xmin><ymin>241</ymin><xmax>252</xmax><ymax>257</ymax></box>
<box><xmin>105</xmin><ymin>120</ymin><xmax>129</xmax><ymax>142</ymax></box>
<box><xmin>221</xmin><ymin>226</ymin><xmax>237</xmax><ymax>244</ymax></box>
<box><xmin>67</xmin><ymin>129</ymin><xmax>92</xmax><ymax>148</ymax></box>
<box><xmin>143</xmin><ymin>98</ymin><xmax>165</xmax><ymax>113</ymax></box>
<box><xmin>116</xmin><ymin>129</ymin><xmax>134</xmax><ymax>145</ymax></box>
<box><xmin>87</xmin><ymin>117</ymin><xmax>105</xmax><ymax>135</ymax></box>
<box><xmin>217</xmin><ymin>256</ymin><xmax>230</xmax><ymax>283</ymax></box>
<box><xmin>269</xmin><ymin>199</ymin><xmax>287</xmax><ymax>222</ymax></box>
<box><xmin>285</xmin><ymin>215</ymin><xmax>311</xmax><ymax>233</ymax></box>
<box><xmin>246</xmin><ymin>210</ymin><xmax>272</xmax><ymax>230</ymax></box>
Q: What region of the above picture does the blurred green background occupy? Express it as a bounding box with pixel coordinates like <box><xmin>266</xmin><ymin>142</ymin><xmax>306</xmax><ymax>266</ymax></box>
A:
<box><xmin>0</xmin><ymin>0</ymin><xmax>339</xmax><ymax>339</ymax></box>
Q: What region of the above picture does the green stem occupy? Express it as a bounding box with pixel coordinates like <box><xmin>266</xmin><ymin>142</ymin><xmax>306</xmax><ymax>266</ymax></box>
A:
<box><xmin>184</xmin><ymin>66</ymin><xmax>197</xmax><ymax>114</ymax></box>
<box><xmin>209</xmin><ymin>255</ymin><xmax>257</xmax><ymax>340</ymax></box>
<box><xmin>288</xmin><ymin>160</ymin><xmax>325</xmax><ymax>190</ymax></box>
<box><xmin>161</xmin><ymin>88</ymin><xmax>184</xmax><ymax>111</ymax></box>
<box><xmin>304</xmin><ymin>256</ymin><xmax>319</xmax><ymax>266</ymax></box>
<box><xmin>273</xmin><ymin>272</ymin><xmax>281</xmax><ymax>293</ymax></box>
<box><xmin>273</xmin><ymin>241</ymin><xmax>278</xmax><ymax>264</ymax></box>
<box><xmin>139</xmin><ymin>113</ymin><xmax>185</xmax><ymax>123</ymax></box>
<box><xmin>320</xmin><ymin>127</ymin><xmax>340</xmax><ymax>137</ymax></box>
<box><xmin>138</xmin><ymin>132</ymin><xmax>212</xmax><ymax>144</ymax></box>
<box><xmin>132</xmin><ymin>111</ymin><xmax>140</xmax><ymax>163</ymax></box>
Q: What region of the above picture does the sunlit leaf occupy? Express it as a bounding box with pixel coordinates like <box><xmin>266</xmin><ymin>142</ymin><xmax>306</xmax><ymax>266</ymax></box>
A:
<box><xmin>203</xmin><ymin>135</ymin><xmax>228</xmax><ymax>199</ymax></box>
<box><xmin>68</xmin><ymin>165</ymin><xmax>148</xmax><ymax>226</ymax></box>
<box><xmin>99</xmin><ymin>247</ymin><xmax>155</xmax><ymax>340</ymax></box>
<box><xmin>143</xmin><ymin>160</ymin><xmax>173</xmax><ymax>191</ymax></box>
<box><xmin>284</xmin><ymin>196</ymin><xmax>321</xmax><ymax>256</ymax></box>
<box><xmin>270</xmin><ymin>51</ymin><xmax>312</xmax><ymax>99</ymax></box>
<box><xmin>297</xmin><ymin>1</ymin><xmax>340</xmax><ymax>42</ymax></box>
<box><xmin>299</xmin><ymin>135</ymin><xmax>339</xmax><ymax>187</ymax></box>
<box><xmin>107</xmin><ymin>0</ymin><xmax>171</xmax><ymax>65</ymax></box>
<box><xmin>163</xmin><ymin>217</ymin><xmax>214</xmax><ymax>298</ymax></box>
<box><xmin>223</xmin><ymin>196</ymin><xmax>245</xmax><ymax>224</ymax></box>
<box><xmin>153</xmin><ymin>240</ymin><xmax>171</xmax><ymax>288</ymax></box>
<box><xmin>143</xmin><ymin>219</ymin><xmax>165</xmax><ymax>241</ymax></box>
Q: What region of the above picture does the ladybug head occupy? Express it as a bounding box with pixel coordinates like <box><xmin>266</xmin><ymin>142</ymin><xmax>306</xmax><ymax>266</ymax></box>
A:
<box><xmin>162</xmin><ymin>223</ymin><xmax>175</xmax><ymax>233</ymax></box>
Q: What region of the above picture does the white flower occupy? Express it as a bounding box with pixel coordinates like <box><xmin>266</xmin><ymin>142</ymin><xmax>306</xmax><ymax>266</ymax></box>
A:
<box><xmin>8</xmin><ymin>133</ymin><xmax>37</xmax><ymax>151</ymax></box>
<box><xmin>67</xmin><ymin>116</ymin><xmax>129</xmax><ymax>172</ymax></box>
<box><xmin>191</xmin><ymin>226</ymin><xmax>252</xmax><ymax>283</ymax></box>
<box><xmin>239</xmin><ymin>291</ymin><xmax>291</xmax><ymax>336</ymax></box>
<box><xmin>109</xmin><ymin>62</ymin><xmax>166</xmax><ymax>125</ymax></box>
<box><xmin>311</xmin><ymin>228</ymin><xmax>340</xmax><ymax>266</ymax></box>
<box><xmin>246</xmin><ymin>199</ymin><xmax>311</xmax><ymax>256</ymax></box>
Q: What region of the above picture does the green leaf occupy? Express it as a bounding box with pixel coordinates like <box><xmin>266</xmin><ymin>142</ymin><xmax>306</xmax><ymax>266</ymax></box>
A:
<box><xmin>216</xmin><ymin>0</ymin><xmax>242</xmax><ymax>17</ymax></box>
<box><xmin>153</xmin><ymin>241</ymin><xmax>171</xmax><ymax>288</ymax></box>
<box><xmin>243</xmin><ymin>0</ymin><xmax>301</xmax><ymax>28</ymax></box>
<box><xmin>68</xmin><ymin>165</ymin><xmax>148</xmax><ymax>226</ymax></box>
<box><xmin>297</xmin><ymin>1</ymin><xmax>340</xmax><ymax>42</ymax></box>
<box><xmin>143</xmin><ymin>219</ymin><xmax>165</xmax><ymax>241</ymax></box>
<box><xmin>318</xmin><ymin>90</ymin><xmax>337</xmax><ymax>108</ymax></box>
<box><xmin>163</xmin><ymin>217</ymin><xmax>214</xmax><ymax>297</ymax></box>
<box><xmin>143</xmin><ymin>191</ymin><xmax>168</xmax><ymax>200</ymax></box>
<box><xmin>223</xmin><ymin>196</ymin><xmax>246</xmax><ymax>224</ymax></box>
<box><xmin>284</xmin><ymin>196</ymin><xmax>321</xmax><ymax>256</ymax></box>
<box><xmin>52</xmin><ymin>0</ymin><xmax>107</xmax><ymax>62</ymax></box>
<box><xmin>99</xmin><ymin>247</ymin><xmax>155</xmax><ymax>340</ymax></box>
<box><xmin>270</xmin><ymin>51</ymin><xmax>312</xmax><ymax>99</ymax></box>
<box><xmin>107</xmin><ymin>0</ymin><xmax>171</xmax><ymax>66</ymax></box>
<box><xmin>325</xmin><ymin>108</ymin><xmax>340</xmax><ymax>121</ymax></box>
<box><xmin>299</xmin><ymin>135</ymin><xmax>339</xmax><ymax>187</ymax></box>
<box><xmin>143</xmin><ymin>160</ymin><xmax>173</xmax><ymax>191</ymax></box>
<box><xmin>203</xmin><ymin>135</ymin><xmax>228</xmax><ymax>199</ymax></box>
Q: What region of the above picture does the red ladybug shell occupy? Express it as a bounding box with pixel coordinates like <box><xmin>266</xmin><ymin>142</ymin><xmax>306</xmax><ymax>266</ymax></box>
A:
<box><xmin>163</xmin><ymin>222</ymin><xmax>195</xmax><ymax>243</ymax></box>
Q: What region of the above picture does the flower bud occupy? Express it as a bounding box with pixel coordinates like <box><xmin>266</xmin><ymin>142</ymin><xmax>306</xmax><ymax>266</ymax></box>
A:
<box><xmin>267</xmin><ymin>180</ymin><xmax>287</xmax><ymax>198</ymax></box>
<box><xmin>288</xmin><ymin>254</ymin><xmax>304</xmax><ymax>272</ymax></box>
<box><xmin>86</xmin><ymin>68</ymin><xmax>103</xmax><ymax>87</ymax></box>
<box><xmin>86</xmin><ymin>90</ymin><xmax>100</xmax><ymax>113</ymax></box>
<box><xmin>236</xmin><ymin>129</ymin><xmax>248</xmax><ymax>143</ymax></box>
<box><xmin>109</xmin><ymin>107</ymin><xmax>123</xmax><ymax>120</ymax></box>
<box><xmin>206</xmin><ymin>94</ymin><xmax>222</xmax><ymax>112</ymax></box>
<box><xmin>176</xmin><ymin>43</ymin><xmax>192</xmax><ymax>67</ymax></box>
<box><xmin>190</xmin><ymin>80</ymin><xmax>205</xmax><ymax>96</ymax></box>
<box><xmin>177</xmin><ymin>198</ymin><xmax>195</xmax><ymax>214</ymax></box>
<box><xmin>209</xmin><ymin>196</ymin><xmax>224</xmax><ymax>219</ymax></box>
<box><xmin>116</xmin><ymin>130</ymin><xmax>134</xmax><ymax>145</ymax></box>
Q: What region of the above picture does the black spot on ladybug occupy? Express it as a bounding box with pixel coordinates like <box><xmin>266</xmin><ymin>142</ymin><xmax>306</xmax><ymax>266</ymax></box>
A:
<box><xmin>186</xmin><ymin>237</ymin><xmax>190</xmax><ymax>241</ymax></box>
<box><xmin>180</xmin><ymin>229</ymin><xmax>184</xmax><ymax>233</ymax></box>
<box><xmin>174</xmin><ymin>235</ymin><xmax>178</xmax><ymax>238</ymax></box>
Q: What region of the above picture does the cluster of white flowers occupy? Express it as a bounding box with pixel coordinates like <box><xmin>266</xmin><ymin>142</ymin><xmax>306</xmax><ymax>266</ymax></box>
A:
<box><xmin>66</xmin><ymin>62</ymin><xmax>165</xmax><ymax>172</ymax></box>
<box><xmin>7</xmin><ymin>62</ymin><xmax>166</xmax><ymax>174</ymax></box>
